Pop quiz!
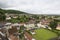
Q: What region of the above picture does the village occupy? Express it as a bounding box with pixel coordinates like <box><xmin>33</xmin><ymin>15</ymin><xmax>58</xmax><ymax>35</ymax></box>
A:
<box><xmin>0</xmin><ymin>13</ymin><xmax>60</xmax><ymax>40</ymax></box>
<box><xmin>1</xmin><ymin>0</ymin><xmax>60</xmax><ymax>40</ymax></box>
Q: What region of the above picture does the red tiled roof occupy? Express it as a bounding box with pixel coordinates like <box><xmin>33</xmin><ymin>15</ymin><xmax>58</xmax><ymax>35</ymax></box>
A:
<box><xmin>24</xmin><ymin>32</ymin><xmax>32</xmax><ymax>40</ymax></box>
<box><xmin>8</xmin><ymin>27</ymin><xmax>18</xmax><ymax>35</ymax></box>
<box><xmin>9</xmin><ymin>35</ymin><xmax>19</xmax><ymax>40</ymax></box>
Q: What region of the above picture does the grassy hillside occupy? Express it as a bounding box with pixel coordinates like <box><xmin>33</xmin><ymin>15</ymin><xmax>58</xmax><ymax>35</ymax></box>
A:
<box><xmin>0</xmin><ymin>8</ymin><xmax>29</xmax><ymax>14</ymax></box>
<box><xmin>6</xmin><ymin>10</ymin><xmax>28</xmax><ymax>14</ymax></box>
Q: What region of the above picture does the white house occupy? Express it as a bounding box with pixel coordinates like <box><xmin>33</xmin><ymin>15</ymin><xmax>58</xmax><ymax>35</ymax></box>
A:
<box><xmin>12</xmin><ymin>16</ymin><xmax>18</xmax><ymax>18</ymax></box>
<box><xmin>32</xmin><ymin>38</ymin><xmax>36</xmax><ymax>40</ymax></box>
<box><xmin>37</xmin><ymin>22</ymin><xmax>46</xmax><ymax>28</ymax></box>
<box><xmin>37</xmin><ymin>22</ymin><xmax>51</xmax><ymax>29</ymax></box>
<box><xmin>31</xmin><ymin>32</ymin><xmax>36</xmax><ymax>35</ymax></box>
<box><xmin>56</xmin><ymin>24</ymin><xmax>60</xmax><ymax>30</ymax></box>
<box><xmin>11</xmin><ymin>23</ymin><xmax>20</xmax><ymax>26</ymax></box>
<box><xmin>24</xmin><ymin>23</ymin><xmax>35</xmax><ymax>30</ymax></box>
<box><xmin>6</xmin><ymin>17</ymin><xmax>11</xmax><ymax>20</ymax></box>
<box><xmin>5</xmin><ymin>23</ymin><xmax>12</xmax><ymax>29</ymax></box>
<box><xmin>5</xmin><ymin>23</ymin><xmax>12</xmax><ymax>26</ymax></box>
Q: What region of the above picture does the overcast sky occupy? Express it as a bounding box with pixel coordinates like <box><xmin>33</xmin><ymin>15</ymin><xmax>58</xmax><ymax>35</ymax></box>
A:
<box><xmin>0</xmin><ymin>0</ymin><xmax>60</xmax><ymax>14</ymax></box>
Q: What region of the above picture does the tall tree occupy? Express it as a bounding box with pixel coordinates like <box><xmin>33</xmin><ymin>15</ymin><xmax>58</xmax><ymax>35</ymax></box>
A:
<box><xmin>0</xmin><ymin>9</ymin><xmax>6</xmax><ymax>21</ymax></box>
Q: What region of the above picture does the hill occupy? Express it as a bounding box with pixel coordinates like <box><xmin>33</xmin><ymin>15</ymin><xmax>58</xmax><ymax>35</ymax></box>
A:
<box><xmin>0</xmin><ymin>8</ymin><xmax>29</xmax><ymax>14</ymax></box>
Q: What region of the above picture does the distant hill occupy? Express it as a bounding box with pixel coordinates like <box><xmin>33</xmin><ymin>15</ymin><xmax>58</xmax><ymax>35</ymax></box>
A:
<box><xmin>6</xmin><ymin>10</ymin><xmax>29</xmax><ymax>14</ymax></box>
<box><xmin>0</xmin><ymin>8</ymin><xmax>29</xmax><ymax>14</ymax></box>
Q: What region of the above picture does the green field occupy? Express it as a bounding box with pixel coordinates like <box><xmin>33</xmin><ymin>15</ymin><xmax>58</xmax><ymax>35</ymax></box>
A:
<box><xmin>33</xmin><ymin>28</ymin><xmax>58</xmax><ymax>40</ymax></box>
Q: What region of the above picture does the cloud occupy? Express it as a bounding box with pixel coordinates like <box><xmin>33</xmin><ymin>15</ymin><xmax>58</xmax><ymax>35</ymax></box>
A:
<box><xmin>0</xmin><ymin>1</ymin><xmax>7</xmax><ymax>8</ymax></box>
<box><xmin>0</xmin><ymin>0</ymin><xmax>60</xmax><ymax>14</ymax></box>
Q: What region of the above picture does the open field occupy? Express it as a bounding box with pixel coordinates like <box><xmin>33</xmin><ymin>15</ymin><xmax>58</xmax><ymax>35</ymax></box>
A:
<box><xmin>33</xmin><ymin>28</ymin><xmax>58</xmax><ymax>40</ymax></box>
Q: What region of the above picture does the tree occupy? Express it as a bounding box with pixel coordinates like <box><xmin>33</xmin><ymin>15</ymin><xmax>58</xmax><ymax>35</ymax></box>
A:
<box><xmin>32</xmin><ymin>15</ymin><xmax>39</xmax><ymax>19</ymax></box>
<box><xmin>0</xmin><ymin>9</ymin><xmax>6</xmax><ymax>21</ymax></box>
<box><xmin>49</xmin><ymin>20</ymin><xmax>57</xmax><ymax>29</ymax></box>
<box><xmin>19</xmin><ymin>26</ymin><xmax>25</xmax><ymax>39</ymax></box>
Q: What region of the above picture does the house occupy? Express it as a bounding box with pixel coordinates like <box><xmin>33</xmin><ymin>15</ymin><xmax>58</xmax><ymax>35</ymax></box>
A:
<box><xmin>11</xmin><ymin>23</ymin><xmax>21</xmax><ymax>30</ymax></box>
<box><xmin>0</xmin><ymin>34</ymin><xmax>8</xmax><ymax>40</ymax></box>
<box><xmin>6</xmin><ymin>13</ymin><xmax>18</xmax><ymax>19</ymax></box>
<box><xmin>37</xmin><ymin>22</ymin><xmax>46</xmax><ymax>28</ymax></box>
<box><xmin>56</xmin><ymin>23</ymin><xmax>60</xmax><ymax>30</ymax></box>
<box><xmin>0</xmin><ymin>28</ymin><xmax>8</xmax><ymax>40</ymax></box>
<box><xmin>11</xmin><ymin>23</ymin><xmax>20</xmax><ymax>26</ymax></box>
<box><xmin>12</xmin><ymin>16</ymin><xmax>18</xmax><ymax>18</ymax></box>
<box><xmin>6</xmin><ymin>17</ymin><xmax>11</xmax><ymax>20</ymax></box>
<box><xmin>37</xmin><ymin>22</ymin><xmax>51</xmax><ymax>30</ymax></box>
<box><xmin>30</xmin><ymin>31</ymin><xmax>36</xmax><ymax>35</ymax></box>
<box><xmin>8</xmin><ymin>26</ymin><xmax>19</xmax><ymax>40</ymax></box>
<box><xmin>24</xmin><ymin>32</ymin><xmax>35</xmax><ymax>40</ymax></box>
<box><xmin>37</xmin><ymin>19</ymin><xmax>52</xmax><ymax>26</ymax></box>
<box><xmin>24</xmin><ymin>23</ymin><xmax>35</xmax><ymax>30</ymax></box>
<box><xmin>0</xmin><ymin>22</ymin><xmax>21</xmax><ymax>40</ymax></box>
<box><xmin>5</xmin><ymin>23</ymin><xmax>21</xmax><ymax>30</ymax></box>
<box><xmin>0</xmin><ymin>23</ymin><xmax>5</xmax><ymax>28</ymax></box>
<box><xmin>40</xmin><ymin>19</ymin><xmax>51</xmax><ymax>25</ymax></box>
<box><xmin>29</xmin><ymin>17</ymin><xmax>36</xmax><ymax>24</ymax></box>
<box><xmin>5</xmin><ymin>22</ymin><xmax>12</xmax><ymax>29</ymax></box>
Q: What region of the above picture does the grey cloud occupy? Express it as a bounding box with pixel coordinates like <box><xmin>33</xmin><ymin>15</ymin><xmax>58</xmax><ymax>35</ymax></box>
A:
<box><xmin>0</xmin><ymin>1</ymin><xmax>9</xmax><ymax>8</ymax></box>
<box><xmin>0</xmin><ymin>3</ymin><xmax>7</xmax><ymax>8</ymax></box>
<box><xmin>0</xmin><ymin>0</ymin><xmax>60</xmax><ymax>14</ymax></box>
<box><xmin>0</xmin><ymin>0</ymin><xmax>13</xmax><ymax>8</ymax></box>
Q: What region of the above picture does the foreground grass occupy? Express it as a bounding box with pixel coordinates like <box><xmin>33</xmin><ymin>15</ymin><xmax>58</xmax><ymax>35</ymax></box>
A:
<box><xmin>33</xmin><ymin>28</ymin><xmax>58</xmax><ymax>40</ymax></box>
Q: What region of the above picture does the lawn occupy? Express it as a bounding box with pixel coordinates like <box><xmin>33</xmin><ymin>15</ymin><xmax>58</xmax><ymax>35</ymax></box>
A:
<box><xmin>33</xmin><ymin>28</ymin><xmax>58</xmax><ymax>40</ymax></box>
